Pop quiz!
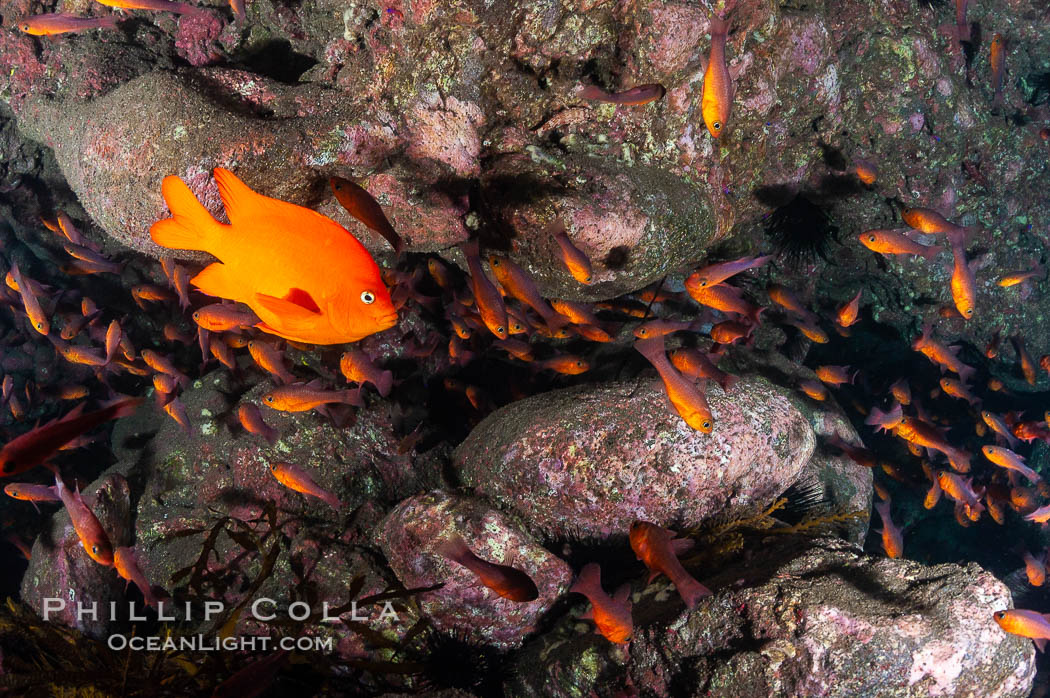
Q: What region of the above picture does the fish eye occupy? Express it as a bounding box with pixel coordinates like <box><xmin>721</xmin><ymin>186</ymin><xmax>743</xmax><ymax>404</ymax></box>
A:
<box><xmin>584</xmin><ymin>276</ymin><xmax>592</xmax><ymax>282</ymax></box>
<box><xmin>713</xmin><ymin>121</ymin><xmax>722</xmax><ymax>131</ymax></box>
<box><xmin>965</xmin><ymin>309</ymin><xmax>973</xmax><ymax>316</ymax></box>
<box><xmin>35</xmin><ymin>322</ymin><xmax>42</xmax><ymax>329</ymax></box>
<box><xmin>264</xmin><ymin>395</ymin><xmax>274</xmax><ymax>403</ymax></box>
<box><xmin>638</xmin><ymin>329</ymin><xmax>648</xmax><ymax>337</ymax></box>
<box><xmin>360</xmin><ymin>291</ymin><xmax>376</xmax><ymax>304</ymax></box>
<box><xmin>491</xmin><ymin>258</ymin><xmax>500</xmax><ymax>266</ymax></box>
<box><xmin>91</xmin><ymin>545</ymin><xmax>99</xmax><ymax>554</ymax></box>
<box><xmin>868</xmin><ymin>235</ymin><xmax>876</xmax><ymax>242</ymax></box>
<box><xmin>702</xmin><ymin>421</ymin><xmax>711</xmax><ymax>429</ymax></box>
<box><xmin>699</xmin><ymin>279</ymin><xmax>707</xmax><ymax>287</ymax></box>
<box><xmin>496</xmin><ymin>326</ymin><xmax>506</xmax><ymax>336</ymax></box>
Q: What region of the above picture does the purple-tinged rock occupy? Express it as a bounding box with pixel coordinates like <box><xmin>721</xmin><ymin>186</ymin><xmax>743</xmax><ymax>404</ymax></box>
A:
<box><xmin>378</xmin><ymin>490</ymin><xmax>571</xmax><ymax>648</ymax></box>
<box><xmin>21</xmin><ymin>473</ymin><xmax>133</xmax><ymax>638</ymax></box>
<box><xmin>454</xmin><ymin>374</ymin><xmax>814</xmax><ymax>540</ymax></box>
<box><xmin>471</xmin><ymin>152</ymin><xmax>715</xmax><ymax>302</ymax></box>
<box><xmin>508</xmin><ymin>537</ymin><xmax>1034</xmax><ymax>697</ymax></box>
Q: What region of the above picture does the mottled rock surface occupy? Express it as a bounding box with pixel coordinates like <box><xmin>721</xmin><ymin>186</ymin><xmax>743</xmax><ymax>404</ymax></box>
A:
<box><xmin>454</xmin><ymin>373</ymin><xmax>815</xmax><ymax>539</ymax></box>
<box><xmin>507</xmin><ymin>537</ymin><xmax>1035</xmax><ymax>698</ymax></box>
<box><xmin>378</xmin><ymin>490</ymin><xmax>571</xmax><ymax>648</ymax></box>
<box><xmin>21</xmin><ymin>472</ymin><xmax>133</xmax><ymax>638</ymax></box>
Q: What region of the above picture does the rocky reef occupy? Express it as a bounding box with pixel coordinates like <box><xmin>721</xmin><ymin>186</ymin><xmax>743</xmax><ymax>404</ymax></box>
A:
<box><xmin>0</xmin><ymin>0</ymin><xmax>1047</xmax><ymax>694</ymax></box>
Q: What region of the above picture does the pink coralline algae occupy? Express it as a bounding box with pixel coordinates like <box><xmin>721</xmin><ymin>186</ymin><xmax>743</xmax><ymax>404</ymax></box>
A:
<box><xmin>454</xmin><ymin>374</ymin><xmax>815</xmax><ymax>539</ymax></box>
<box><xmin>405</xmin><ymin>94</ymin><xmax>485</xmax><ymax>177</ymax></box>
<box><xmin>174</xmin><ymin>10</ymin><xmax>225</xmax><ymax>67</ymax></box>
<box><xmin>378</xmin><ymin>490</ymin><xmax>571</xmax><ymax>648</ymax></box>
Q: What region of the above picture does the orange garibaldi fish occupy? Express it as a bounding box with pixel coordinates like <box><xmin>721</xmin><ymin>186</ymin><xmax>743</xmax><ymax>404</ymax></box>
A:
<box><xmin>150</xmin><ymin>168</ymin><xmax>397</xmax><ymax>345</ymax></box>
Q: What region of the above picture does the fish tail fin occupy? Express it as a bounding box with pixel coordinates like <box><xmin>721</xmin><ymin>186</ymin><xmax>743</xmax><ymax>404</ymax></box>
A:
<box><xmin>434</xmin><ymin>535</ymin><xmax>469</xmax><ymax>566</ymax></box>
<box><xmin>578</xmin><ymin>85</ymin><xmax>607</xmax><ymax>100</ymax></box>
<box><xmin>342</xmin><ymin>387</ymin><xmax>364</xmax><ymax>407</ymax></box>
<box><xmin>747</xmin><ymin>305</ymin><xmax>764</xmax><ymax>326</ymax></box>
<box><xmin>375</xmin><ymin>370</ymin><xmax>394</xmax><ymax>398</ymax></box>
<box><xmin>460</xmin><ymin>239</ymin><xmax>480</xmax><ymax>259</ymax></box>
<box><xmin>921</xmin><ymin>244</ymin><xmax>945</xmax><ymax>260</ymax></box>
<box><xmin>709</xmin><ymin>14</ymin><xmax>728</xmax><ymax>37</ymax></box>
<box><xmin>633</xmin><ymin>335</ymin><xmax>666</xmax><ymax>363</ymax></box>
<box><xmin>570</xmin><ymin>562</ymin><xmax>602</xmax><ymax>598</ymax></box>
<box><xmin>150</xmin><ymin>176</ymin><xmax>224</xmax><ymax>252</ymax></box>
<box><xmin>675</xmin><ymin>574</ymin><xmax>713</xmax><ymax>609</ymax></box>
<box><xmin>545</xmin><ymin>310</ymin><xmax>571</xmax><ymax>333</ymax></box>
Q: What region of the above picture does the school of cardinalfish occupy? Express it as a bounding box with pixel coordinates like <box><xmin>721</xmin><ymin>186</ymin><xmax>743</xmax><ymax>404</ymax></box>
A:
<box><xmin>5</xmin><ymin>0</ymin><xmax>1050</xmax><ymax>655</ymax></box>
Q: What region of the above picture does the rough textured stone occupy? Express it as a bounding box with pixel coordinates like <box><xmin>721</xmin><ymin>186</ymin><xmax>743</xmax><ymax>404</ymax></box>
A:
<box><xmin>378</xmin><ymin>490</ymin><xmax>571</xmax><ymax>649</ymax></box>
<box><xmin>507</xmin><ymin>537</ymin><xmax>1035</xmax><ymax>698</ymax></box>
<box><xmin>21</xmin><ymin>472</ymin><xmax>133</xmax><ymax>639</ymax></box>
<box><xmin>454</xmin><ymin>373</ymin><xmax>816</xmax><ymax>539</ymax></box>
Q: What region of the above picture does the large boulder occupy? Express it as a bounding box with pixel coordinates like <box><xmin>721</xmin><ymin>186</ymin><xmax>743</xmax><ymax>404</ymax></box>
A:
<box><xmin>454</xmin><ymin>373</ymin><xmax>815</xmax><ymax>539</ymax></box>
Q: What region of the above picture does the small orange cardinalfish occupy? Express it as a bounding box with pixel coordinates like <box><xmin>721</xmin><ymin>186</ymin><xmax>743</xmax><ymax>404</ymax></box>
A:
<box><xmin>113</xmin><ymin>546</ymin><xmax>159</xmax><ymax>607</ymax></box>
<box><xmin>635</xmin><ymin>336</ymin><xmax>713</xmax><ymax>432</ymax></box>
<box><xmin>874</xmin><ymin>500</ymin><xmax>903</xmax><ymax>558</ymax></box>
<box><xmin>912</xmin><ymin>324</ymin><xmax>976</xmax><ymax>383</ymax></box>
<box><xmin>982</xmin><ymin>411</ymin><xmax>1020</xmax><ymax>449</ymax></box>
<box><xmin>998</xmin><ymin>268</ymin><xmax>1043</xmax><ymax>287</ymax></box>
<box><xmin>687</xmin><ymin>254</ymin><xmax>771</xmax><ymax>290</ymax></box>
<box><xmin>710</xmin><ymin>320</ymin><xmax>752</xmax><ymax>345</ymax></box>
<box><xmin>10</xmin><ymin>263</ymin><xmax>49</xmax><ymax>336</ymax></box>
<box><xmin>435</xmin><ymin>534</ymin><xmax>539</xmax><ymax>602</ymax></box>
<box><xmin>0</xmin><ymin>398</ymin><xmax>141</xmax><ymax>478</ymax></box>
<box><xmin>261</xmin><ymin>383</ymin><xmax>362</xmax><ymax>412</ymax></box>
<box><xmin>54</xmin><ymin>472</ymin><xmax>113</xmax><ymax>566</ymax></box>
<box><xmin>150</xmin><ymin>168</ymin><xmax>396</xmax><ymax>345</ymax></box>
<box><xmin>866</xmin><ymin>403</ymin><xmax>904</xmax><ymax>432</ymax></box>
<box><xmin>340</xmin><ymin>349</ymin><xmax>393</xmax><ymax>397</ymax></box>
<box><xmin>578</xmin><ymin>83</ymin><xmax>665</xmax><ymax>106</ymax></box>
<box><xmin>669</xmin><ymin>348</ymin><xmax>737</xmax><ymax>392</ymax></box>
<box><xmin>687</xmin><ymin>283</ymin><xmax>763</xmax><ymax>324</ymax></box>
<box><xmin>989</xmin><ymin>33</ymin><xmax>1006</xmax><ymax>108</ymax></box>
<box><xmin>798</xmin><ymin>379</ymin><xmax>828</xmax><ymax>401</ymax></box>
<box><xmin>329</xmin><ymin>177</ymin><xmax>403</xmax><ymax>253</ymax></box>
<box><xmin>702</xmin><ymin>14</ymin><xmax>732</xmax><ymax>137</ymax></box>
<box><xmin>534</xmin><ymin>355</ymin><xmax>589</xmax><ymax>375</ymax></box>
<box><xmin>487</xmin><ymin>255</ymin><xmax>569</xmax><ymax>332</ymax></box>
<box><xmin>18</xmin><ymin>13</ymin><xmax>119</xmax><ymax>34</ymax></box>
<box><xmin>994</xmin><ymin>609</ymin><xmax>1050</xmax><ymax>652</ymax></box>
<box><xmin>238</xmin><ymin>404</ymin><xmax>277</xmax><ymax>445</ymax></box>
<box><xmin>570</xmin><ymin>563</ymin><xmax>633</xmax><ymax>644</ymax></box>
<box><xmin>901</xmin><ymin>207</ymin><xmax>963</xmax><ymax>235</ymax></box>
<box><xmin>269</xmin><ymin>462</ymin><xmax>342</xmax><ymax>509</ymax></box>
<box><xmin>836</xmin><ymin>290</ymin><xmax>862</xmax><ymax>327</ymax></box>
<box><xmin>550</xmin><ymin>223</ymin><xmax>593</xmax><ymax>284</ymax></box>
<box><xmin>1012</xmin><ymin>335</ymin><xmax>1038</xmax><ymax>386</ymax></box>
<box><xmin>4</xmin><ymin>483</ymin><xmax>60</xmax><ymax>512</ymax></box>
<box><xmin>945</xmin><ymin>228</ymin><xmax>977</xmax><ymax>319</ymax></box>
<box><xmin>94</xmin><ymin>0</ymin><xmax>195</xmax><ymax>12</ymax></box>
<box><xmin>247</xmin><ymin>340</ymin><xmax>294</xmax><ymax>385</ymax></box>
<box><xmin>192</xmin><ymin>304</ymin><xmax>259</xmax><ymax>332</ymax></box>
<box><xmin>858</xmin><ymin>229</ymin><xmax>943</xmax><ymax>259</ymax></box>
<box><xmin>853</xmin><ymin>158</ymin><xmax>877</xmax><ymax>185</ymax></box>
<box><xmin>1023</xmin><ymin>550</ymin><xmax>1047</xmax><ymax>587</ymax></box>
<box><xmin>982</xmin><ymin>446</ymin><xmax>1040</xmax><ymax>484</ymax></box>
<box><xmin>460</xmin><ymin>241</ymin><xmax>507</xmax><ymax>339</ymax></box>
<box><xmin>629</xmin><ymin>521</ymin><xmax>711</xmax><ymax>608</ymax></box>
<box><xmin>815</xmin><ymin>365</ymin><xmax>854</xmax><ymax>386</ymax></box>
